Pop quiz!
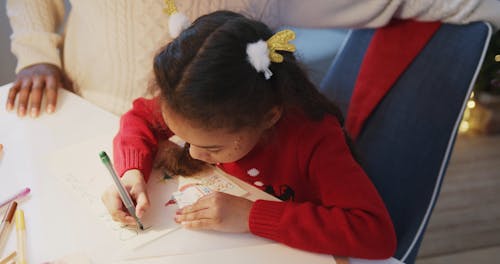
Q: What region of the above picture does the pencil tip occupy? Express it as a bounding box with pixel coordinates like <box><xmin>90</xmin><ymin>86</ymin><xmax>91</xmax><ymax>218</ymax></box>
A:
<box><xmin>138</xmin><ymin>221</ymin><xmax>144</xmax><ymax>230</ymax></box>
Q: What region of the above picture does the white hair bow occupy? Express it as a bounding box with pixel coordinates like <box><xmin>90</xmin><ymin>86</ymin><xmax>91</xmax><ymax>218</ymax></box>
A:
<box><xmin>164</xmin><ymin>0</ymin><xmax>190</xmax><ymax>38</ymax></box>
<box><xmin>246</xmin><ymin>30</ymin><xmax>296</xmax><ymax>80</ymax></box>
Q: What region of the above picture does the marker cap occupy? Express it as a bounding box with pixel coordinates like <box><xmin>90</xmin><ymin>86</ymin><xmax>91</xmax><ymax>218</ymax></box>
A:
<box><xmin>15</xmin><ymin>210</ymin><xmax>25</xmax><ymax>230</ymax></box>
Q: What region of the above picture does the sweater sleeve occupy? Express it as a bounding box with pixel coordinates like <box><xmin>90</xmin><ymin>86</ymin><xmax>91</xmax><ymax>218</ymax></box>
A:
<box><xmin>113</xmin><ymin>97</ymin><xmax>173</xmax><ymax>181</ymax></box>
<box><xmin>248</xmin><ymin>118</ymin><xmax>397</xmax><ymax>259</ymax></box>
<box><xmin>250</xmin><ymin>0</ymin><xmax>499</xmax><ymax>30</ymax></box>
<box><xmin>6</xmin><ymin>0</ymin><xmax>65</xmax><ymax>73</ymax></box>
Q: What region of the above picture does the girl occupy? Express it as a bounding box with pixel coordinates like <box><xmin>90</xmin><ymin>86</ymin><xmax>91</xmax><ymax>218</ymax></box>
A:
<box><xmin>102</xmin><ymin>11</ymin><xmax>397</xmax><ymax>259</ymax></box>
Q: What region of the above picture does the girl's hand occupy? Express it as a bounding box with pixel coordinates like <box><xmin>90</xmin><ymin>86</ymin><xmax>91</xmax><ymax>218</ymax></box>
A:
<box><xmin>101</xmin><ymin>169</ymin><xmax>150</xmax><ymax>227</ymax></box>
<box><xmin>175</xmin><ymin>192</ymin><xmax>253</xmax><ymax>233</ymax></box>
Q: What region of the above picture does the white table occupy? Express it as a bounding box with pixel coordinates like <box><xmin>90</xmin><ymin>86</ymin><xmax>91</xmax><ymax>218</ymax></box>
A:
<box><xmin>0</xmin><ymin>84</ymin><xmax>344</xmax><ymax>264</ymax></box>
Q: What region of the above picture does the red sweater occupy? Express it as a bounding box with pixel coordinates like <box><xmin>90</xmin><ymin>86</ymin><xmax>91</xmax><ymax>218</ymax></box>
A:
<box><xmin>114</xmin><ymin>97</ymin><xmax>397</xmax><ymax>259</ymax></box>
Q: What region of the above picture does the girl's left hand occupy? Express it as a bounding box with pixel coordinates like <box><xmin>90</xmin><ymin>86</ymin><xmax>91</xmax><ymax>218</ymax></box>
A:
<box><xmin>175</xmin><ymin>192</ymin><xmax>253</xmax><ymax>233</ymax></box>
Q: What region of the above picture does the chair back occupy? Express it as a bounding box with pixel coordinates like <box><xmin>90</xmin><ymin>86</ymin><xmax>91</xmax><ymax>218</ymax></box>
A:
<box><xmin>320</xmin><ymin>21</ymin><xmax>492</xmax><ymax>263</ymax></box>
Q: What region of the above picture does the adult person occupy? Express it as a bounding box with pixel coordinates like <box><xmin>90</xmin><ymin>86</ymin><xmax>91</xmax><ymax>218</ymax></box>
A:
<box><xmin>6</xmin><ymin>0</ymin><xmax>500</xmax><ymax>117</ymax></box>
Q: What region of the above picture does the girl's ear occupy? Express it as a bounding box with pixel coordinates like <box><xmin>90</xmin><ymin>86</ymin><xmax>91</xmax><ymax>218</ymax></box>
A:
<box><xmin>263</xmin><ymin>106</ymin><xmax>283</xmax><ymax>129</ymax></box>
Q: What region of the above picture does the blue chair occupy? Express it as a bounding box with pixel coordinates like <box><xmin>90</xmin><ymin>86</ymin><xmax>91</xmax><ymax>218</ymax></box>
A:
<box><xmin>290</xmin><ymin>27</ymin><xmax>348</xmax><ymax>86</ymax></box>
<box><xmin>320</xmin><ymin>22</ymin><xmax>492</xmax><ymax>263</ymax></box>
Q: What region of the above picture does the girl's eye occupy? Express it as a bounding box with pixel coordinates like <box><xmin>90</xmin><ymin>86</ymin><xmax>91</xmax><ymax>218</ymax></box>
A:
<box><xmin>206</xmin><ymin>148</ymin><xmax>222</xmax><ymax>153</ymax></box>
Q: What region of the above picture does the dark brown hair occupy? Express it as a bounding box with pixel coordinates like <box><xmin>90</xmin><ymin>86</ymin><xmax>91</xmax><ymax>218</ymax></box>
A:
<box><xmin>154</xmin><ymin>10</ymin><xmax>345</xmax><ymax>131</ymax></box>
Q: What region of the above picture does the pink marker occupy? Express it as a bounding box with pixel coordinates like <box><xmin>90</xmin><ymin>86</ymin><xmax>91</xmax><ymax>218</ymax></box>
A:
<box><xmin>0</xmin><ymin>187</ymin><xmax>31</xmax><ymax>209</ymax></box>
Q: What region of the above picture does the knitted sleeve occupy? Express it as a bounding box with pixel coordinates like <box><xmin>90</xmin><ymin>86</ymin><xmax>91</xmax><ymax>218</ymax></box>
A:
<box><xmin>6</xmin><ymin>0</ymin><xmax>65</xmax><ymax>73</ymax></box>
<box><xmin>113</xmin><ymin>97</ymin><xmax>173</xmax><ymax>181</ymax></box>
<box><xmin>248</xmin><ymin>0</ymin><xmax>498</xmax><ymax>29</ymax></box>
<box><xmin>248</xmin><ymin>117</ymin><xmax>397</xmax><ymax>259</ymax></box>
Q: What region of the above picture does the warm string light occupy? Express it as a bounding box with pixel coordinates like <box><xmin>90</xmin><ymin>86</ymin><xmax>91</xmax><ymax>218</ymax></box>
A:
<box><xmin>460</xmin><ymin>52</ymin><xmax>500</xmax><ymax>134</ymax></box>
<box><xmin>459</xmin><ymin>91</ymin><xmax>475</xmax><ymax>133</ymax></box>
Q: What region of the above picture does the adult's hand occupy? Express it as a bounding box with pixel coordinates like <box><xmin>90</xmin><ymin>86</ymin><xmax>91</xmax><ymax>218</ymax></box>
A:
<box><xmin>6</xmin><ymin>63</ymin><xmax>70</xmax><ymax>118</ymax></box>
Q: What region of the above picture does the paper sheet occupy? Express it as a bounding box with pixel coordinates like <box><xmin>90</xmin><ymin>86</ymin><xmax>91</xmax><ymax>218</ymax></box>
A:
<box><xmin>46</xmin><ymin>137</ymin><xmax>181</xmax><ymax>251</ymax></box>
<box><xmin>172</xmin><ymin>168</ymin><xmax>248</xmax><ymax>208</ymax></box>
<box><xmin>172</xmin><ymin>184</ymin><xmax>213</xmax><ymax>208</ymax></box>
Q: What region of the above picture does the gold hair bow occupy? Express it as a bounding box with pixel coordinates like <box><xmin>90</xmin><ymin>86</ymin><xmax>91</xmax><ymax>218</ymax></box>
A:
<box><xmin>164</xmin><ymin>0</ymin><xmax>178</xmax><ymax>15</ymax></box>
<box><xmin>267</xmin><ymin>30</ymin><xmax>296</xmax><ymax>63</ymax></box>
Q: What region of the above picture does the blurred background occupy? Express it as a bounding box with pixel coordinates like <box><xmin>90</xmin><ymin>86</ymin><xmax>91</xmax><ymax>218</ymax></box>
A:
<box><xmin>0</xmin><ymin>3</ymin><xmax>16</xmax><ymax>84</ymax></box>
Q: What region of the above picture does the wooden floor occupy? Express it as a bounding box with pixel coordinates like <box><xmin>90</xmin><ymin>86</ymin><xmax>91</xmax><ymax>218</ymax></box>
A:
<box><xmin>416</xmin><ymin>134</ymin><xmax>500</xmax><ymax>263</ymax></box>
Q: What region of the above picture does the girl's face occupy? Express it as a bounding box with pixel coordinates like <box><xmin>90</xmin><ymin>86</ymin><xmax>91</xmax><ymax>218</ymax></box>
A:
<box><xmin>162</xmin><ymin>107</ymin><xmax>281</xmax><ymax>164</ymax></box>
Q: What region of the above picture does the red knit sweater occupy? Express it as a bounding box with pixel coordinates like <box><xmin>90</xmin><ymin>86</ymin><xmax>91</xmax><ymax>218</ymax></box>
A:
<box><xmin>113</xmin><ymin>97</ymin><xmax>397</xmax><ymax>259</ymax></box>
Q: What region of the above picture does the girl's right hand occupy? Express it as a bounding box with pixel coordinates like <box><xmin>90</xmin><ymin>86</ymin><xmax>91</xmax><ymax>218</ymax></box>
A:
<box><xmin>101</xmin><ymin>169</ymin><xmax>150</xmax><ymax>227</ymax></box>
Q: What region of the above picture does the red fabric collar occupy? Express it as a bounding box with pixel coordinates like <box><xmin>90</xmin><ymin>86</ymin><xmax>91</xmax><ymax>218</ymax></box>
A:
<box><xmin>345</xmin><ymin>20</ymin><xmax>441</xmax><ymax>140</ymax></box>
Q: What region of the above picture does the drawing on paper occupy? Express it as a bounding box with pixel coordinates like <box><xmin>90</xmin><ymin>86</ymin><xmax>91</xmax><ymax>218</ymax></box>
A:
<box><xmin>47</xmin><ymin>137</ymin><xmax>181</xmax><ymax>250</ymax></box>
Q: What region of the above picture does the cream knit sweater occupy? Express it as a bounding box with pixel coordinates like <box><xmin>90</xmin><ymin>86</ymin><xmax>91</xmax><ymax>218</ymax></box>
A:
<box><xmin>7</xmin><ymin>0</ymin><xmax>500</xmax><ymax>115</ymax></box>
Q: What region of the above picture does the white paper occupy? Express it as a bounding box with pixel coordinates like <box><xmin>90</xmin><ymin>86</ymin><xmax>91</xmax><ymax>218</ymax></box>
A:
<box><xmin>46</xmin><ymin>137</ymin><xmax>181</xmax><ymax>251</ymax></box>
<box><xmin>172</xmin><ymin>185</ymin><xmax>213</xmax><ymax>208</ymax></box>
<box><xmin>198</xmin><ymin>168</ymin><xmax>248</xmax><ymax>197</ymax></box>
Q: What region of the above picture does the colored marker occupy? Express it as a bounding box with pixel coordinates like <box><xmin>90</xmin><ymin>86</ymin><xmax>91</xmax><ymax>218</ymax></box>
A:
<box><xmin>15</xmin><ymin>210</ymin><xmax>26</xmax><ymax>264</ymax></box>
<box><xmin>0</xmin><ymin>251</ymin><xmax>16</xmax><ymax>264</ymax></box>
<box><xmin>0</xmin><ymin>188</ymin><xmax>30</xmax><ymax>210</ymax></box>
<box><xmin>0</xmin><ymin>201</ymin><xmax>17</xmax><ymax>255</ymax></box>
<box><xmin>99</xmin><ymin>151</ymin><xmax>144</xmax><ymax>230</ymax></box>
